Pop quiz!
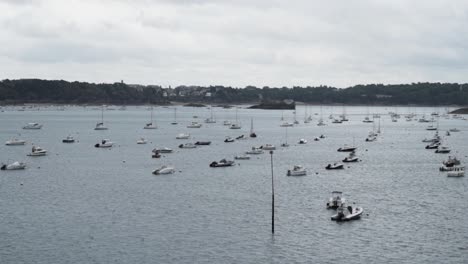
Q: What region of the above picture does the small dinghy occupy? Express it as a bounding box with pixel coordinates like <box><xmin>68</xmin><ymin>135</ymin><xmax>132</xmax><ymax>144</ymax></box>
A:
<box><xmin>246</xmin><ymin>147</ymin><xmax>264</xmax><ymax>155</ymax></box>
<box><xmin>234</xmin><ymin>155</ymin><xmax>250</xmax><ymax>160</ymax></box>
<box><xmin>342</xmin><ymin>151</ymin><xmax>359</xmax><ymax>162</ymax></box>
<box><xmin>179</xmin><ymin>143</ymin><xmax>197</xmax><ymax>149</ymax></box>
<box><xmin>137</xmin><ymin>138</ymin><xmax>147</xmax><ymax>144</ymax></box>
<box><xmin>195</xmin><ymin>141</ymin><xmax>211</xmax><ymax>146</ymax></box>
<box><xmin>27</xmin><ymin>146</ymin><xmax>47</xmax><ymax>156</ymax></box>
<box><xmin>23</xmin><ymin>123</ymin><xmax>43</xmax><ymax>129</ymax></box>
<box><xmin>425</xmin><ymin>141</ymin><xmax>440</xmax><ymax>149</ymax></box>
<box><xmin>298</xmin><ymin>139</ymin><xmax>307</xmax><ymax>144</ymax></box>
<box><xmin>152</xmin><ymin>166</ymin><xmax>175</xmax><ymax>175</ymax></box>
<box><xmin>209</xmin><ymin>159</ymin><xmax>235</xmax><ymax>167</ymax></box>
<box><xmin>94</xmin><ymin>139</ymin><xmax>113</xmax><ymax>148</ymax></box>
<box><xmin>236</xmin><ymin>135</ymin><xmax>246</xmax><ymax>140</ymax></box>
<box><xmin>435</xmin><ymin>146</ymin><xmax>451</xmax><ymax>153</ymax></box>
<box><xmin>337</xmin><ymin>145</ymin><xmax>356</xmax><ymax>152</ymax></box>
<box><xmin>5</xmin><ymin>138</ymin><xmax>26</xmax><ymax>146</ymax></box>
<box><xmin>224</xmin><ymin>137</ymin><xmax>235</xmax><ymax>143</ymax></box>
<box><xmin>326</xmin><ymin>191</ymin><xmax>346</xmax><ymax>209</ymax></box>
<box><xmin>326</xmin><ymin>163</ymin><xmax>344</xmax><ymax>170</ymax></box>
<box><xmin>260</xmin><ymin>144</ymin><xmax>276</xmax><ymax>150</ymax></box>
<box><xmin>331</xmin><ymin>204</ymin><xmax>363</xmax><ymax>221</ymax></box>
<box><xmin>176</xmin><ymin>133</ymin><xmax>190</xmax><ymax>139</ymax></box>
<box><xmin>1</xmin><ymin>161</ymin><xmax>26</xmax><ymax>170</ymax></box>
<box><xmin>447</xmin><ymin>166</ymin><xmax>465</xmax><ymax>177</ymax></box>
<box><xmin>319</xmin><ymin>134</ymin><xmax>325</xmax><ymax>139</ymax></box>
<box><xmin>62</xmin><ymin>135</ymin><xmax>75</xmax><ymax>143</ymax></box>
<box><xmin>287</xmin><ymin>165</ymin><xmax>307</xmax><ymax>176</ymax></box>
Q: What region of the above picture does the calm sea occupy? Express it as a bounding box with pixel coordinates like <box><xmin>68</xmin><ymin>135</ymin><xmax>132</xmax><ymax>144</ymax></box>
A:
<box><xmin>0</xmin><ymin>105</ymin><xmax>467</xmax><ymax>263</ymax></box>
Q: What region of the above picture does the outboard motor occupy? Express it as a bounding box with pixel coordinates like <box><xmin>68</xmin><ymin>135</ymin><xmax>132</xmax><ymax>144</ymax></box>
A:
<box><xmin>94</xmin><ymin>143</ymin><xmax>100</xmax><ymax>148</ymax></box>
<box><xmin>1</xmin><ymin>164</ymin><xmax>6</xmax><ymax>170</ymax></box>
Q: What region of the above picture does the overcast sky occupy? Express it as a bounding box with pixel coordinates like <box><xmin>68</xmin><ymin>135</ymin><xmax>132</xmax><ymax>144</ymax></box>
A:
<box><xmin>1</xmin><ymin>0</ymin><xmax>467</xmax><ymax>88</ymax></box>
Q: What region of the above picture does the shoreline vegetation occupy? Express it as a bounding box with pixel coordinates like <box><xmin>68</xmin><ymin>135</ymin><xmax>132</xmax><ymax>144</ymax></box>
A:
<box><xmin>1</xmin><ymin>78</ymin><xmax>467</xmax><ymax>107</ymax></box>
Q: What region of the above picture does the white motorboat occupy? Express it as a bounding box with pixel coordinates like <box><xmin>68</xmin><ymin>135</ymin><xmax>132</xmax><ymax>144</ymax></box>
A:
<box><xmin>152</xmin><ymin>166</ymin><xmax>176</xmax><ymax>175</ymax></box>
<box><xmin>5</xmin><ymin>138</ymin><xmax>26</xmax><ymax>145</ymax></box>
<box><xmin>365</xmin><ymin>134</ymin><xmax>377</xmax><ymax>142</ymax></box>
<box><xmin>447</xmin><ymin>166</ymin><xmax>465</xmax><ymax>177</ymax></box>
<box><xmin>187</xmin><ymin>122</ymin><xmax>202</xmax><ymax>128</ymax></box>
<box><xmin>234</xmin><ymin>155</ymin><xmax>251</xmax><ymax>160</ymax></box>
<box><xmin>94</xmin><ymin>139</ymin><xmax>113</xmax><ymax>148</ymax></box>
<box><xmin>27</xmin><ymin>146</ymin><xmax>47</xmax><ymax>156</ymax></box>
<box><xmin>342</xmin><ymin>151</ymin><xmax>359</xmax><ymax>162</ymax></box>
<box><xmin>362</xmin><ymin>117</ymin><xmax>373</xmax><ymax>123</ymax></box>
<box><xmin>326</xmin><ymin>191</ymin><xmax>346</xmax><ymax>209</ymax></box>
<box><xmin>179</xmin><ymin>143</ymin><xmax>197</xmax><ymax>149</ymax></box>
<box><xmin>280</xmin><ymin>122</ymin><xmax>294</xmax><ymax>127</ymax></box>
<box><xmin>230</xmin><ymin>123</ymin><xmax>241</xmax><ymax>129</ymax></box>
<box><xmin>260</xmin><ymin>144</ymin><xmax>276</xmax><ymax>150</ymax></box>
<box><xmin>287</xmin><ymin>165</ymin><xmax>307</xmax><ymax>176</ymax></box>
<box><xmin>325</xmin><ymin>163</ymin><xmax>344</xmax><ymax>170</ymax></box>
<box><xmin>331</xmin><ymin>204</ymin><xmax>363</xmax><ymax>221</ymax></box>
<box><xmin>236</xmin><ymin>135</ymin><xmax>246</xmax><ymax>140</ymax></box>
<box><xmin>425</xmin><ymin>141</ymin><xmax>441</xmax><ymax>149</ymax></box>
<box><xmin>137</xmin><ymin>138</ymin><xmax>147</xmax><ymax>144</ymax></box>
<box><xmin>422</xmin><ymin>132</ymin><xmax>440</xmax><ymax>143</ymax></box>
<box><xmin>144</xmin><ymin>106</ymin><xmax>157</xmax><ymax>129</ymax></box>
<box><xmin>1</xmin><ymin>161</ymin><xmax>26</xmax><ymax>170</ymax></box>
<box><xmin>298</xmin><ymin>139</ymin><xmax>307</xmax><ymax>144</ymax></box>
<box><xmin>224</xmin><ymin>137</ymin><xmax>235</xmax><ymax>143</ymax></box>
<box><xmin>153</xmin><ymin>147</ymin><xmax>173</xmax><ymax>153</ymax></box>
<box><xmin>62</xmin><ymin>135</ymin><xmax>75</xmax><ymax>143</ymax></box>
<box><xmin>337</xmin><ymin>145</ymin><xmax>357</xmax><ymax>152</ymax></box>
<box><xmin>23</xmin><ymin>123</ymin><xmax>42</xmax><ymax>129</ymax></box>
<box><xmin>176</xmin><ymin>133</ymin><xmax>190</xmax><ymax>139</ymax></box>
<box><xmin>209</xmin><ymin>159</ymin><xmax>235</xmax><ymax>167</ymax></box>
<box><xmin>246</xmin><ymin>147</ymin><xmax>264</xmax><ymax>154</ymax></box>
<box><xmin>426</xmin><ymin>125</ymin><xmax>437</xmax><ymax>131</ymax></box>
<box><xmin>435</xmin><ymin>146</ymin><xmax>451</xmax><ymax>154</ymax></box>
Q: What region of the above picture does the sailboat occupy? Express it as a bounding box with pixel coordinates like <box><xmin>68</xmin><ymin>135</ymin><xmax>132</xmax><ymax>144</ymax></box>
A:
<box><xmin>94</xmin><ymin>105</ymin><xmax>108</xmax><ymax>130</ymax></box>
<box><xmin>293</xmin><ymin>109</ymin><xmax>299</xmax><ymax>125</ymax></box>
<box><xmin>249</xmin><ymin>118</ymin><xmax>257</xmax><ymax>137</ymax></box>
<box><xmin>377</xmin><ymin>117</ymin><xmax>381</xmax><ymax>134</ymax></box>
<box><xmin>281</xmin><ymin>126</ymin><xmax>289</xmax><ymax>147</ymax></box>
<box><xmin>144</xmin><ymin>106</ymin><xmax>157</xmax><ymax>129</ymax></box>
<box><xmin>317</xmin><ymin>105</ymin><xmax>326</xmax><ymax>126</ymax></box>
<box><xmin>340</xmin><ymin>105</ymin><xmax>349</xmax><ymax>121</ymax></box>
<box><xmin>171</xmin><ymin>108</ymin><xmax>178</xmax><ymax>125</ymax></box>
<box><xmin>205</xmin><ymin>106</ymin><xmax>216</xmax><ymax>123</ymax></box>
<box><xmin>230</xmin><ymin>107</ymin><xmax>241</xmax><ymax>129</ymax></box>
<box><xmin>304</xmin><ymin>106</ymin><xmax>310</xmax><ymax>123</ymax></box>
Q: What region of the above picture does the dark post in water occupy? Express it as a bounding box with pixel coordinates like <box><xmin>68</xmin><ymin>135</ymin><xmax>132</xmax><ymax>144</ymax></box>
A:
<box><xmin>270</xmin><ymin>150</ymin><xmax>275</xmax><ymax>234</ymax></box>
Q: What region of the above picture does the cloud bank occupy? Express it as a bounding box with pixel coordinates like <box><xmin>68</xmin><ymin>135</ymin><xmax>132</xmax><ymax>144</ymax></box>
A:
<box><xmin>1</xmin><ymin>0</ymin><xmax>467</xmax><ymax>87</ymax></box>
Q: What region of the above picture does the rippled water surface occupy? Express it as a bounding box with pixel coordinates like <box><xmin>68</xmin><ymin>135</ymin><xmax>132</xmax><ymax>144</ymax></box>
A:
<box><xmin>1</xmin><ymin>105</ymin><xmax>467</xmax><ymax>263</ymax></box>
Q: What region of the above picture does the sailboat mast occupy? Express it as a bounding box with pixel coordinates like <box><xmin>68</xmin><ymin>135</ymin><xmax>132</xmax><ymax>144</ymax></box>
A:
<box><xmin>101</xmin><ymin>105</ymin><xmax>104</xmax><ymax>123</ymax></box>
<box><xmin>250</xmin><ymin>118</ymin><xmax>253</xmax><ymax>134</ymax></box>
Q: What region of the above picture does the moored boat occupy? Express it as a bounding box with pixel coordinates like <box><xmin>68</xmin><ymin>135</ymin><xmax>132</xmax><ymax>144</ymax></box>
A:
<box><xmin>27</xmin><ymin>146</ymin><xmax>47</xmax><ymax>156</ymax></box>
<box><xmin>209</xmin><ymin>159</ymin><xmax>235</xmax><ymax>167</ymax></box>
<box><xmin>62</xmin><ymin>135</ymin><xmax>75</xmax><ymax>143</ymax></box>
<box><xmin>326</xmin><ymin>163</ymin><xmax>344</xmax><ymax>170</ymax></box>
<box><xmin>331</xmin><ymin>204</ymin><xmax>363</xmax><ymax>221</ymax></box>
<box><xmin>94</xmin><ymin>139</ymin><xmax>113</xmax><ymax>148</ymax></box>
<box><xmin>5</xmin><ymin>138</ymin><xmax>26</xmax><ymax>145</ymax></box>
<box><xmin>287</xmin><ymin>165</ymin><xmax>307</xmax><ymax>176</ymax></box>
<box><xmin>1</xmin><ymin>161</ymin><xmax>26</xmax><ymax>170</ymax></box>
<box><xmin>326</xmin><ymin>191</ymin><xmax>346</xmax><ymax>209</ymax></box>
<box><xmin>23</xmin><ymin>123</ymin><xmax>43</xmax><ymax>129</ymax></box>
<box><xmin>152</xmin><ymin>166</ymin><xmax>175</xmax><ymax>175</ymax></box>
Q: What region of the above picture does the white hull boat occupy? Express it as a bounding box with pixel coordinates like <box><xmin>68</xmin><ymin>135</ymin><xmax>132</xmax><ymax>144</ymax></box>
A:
<box><xmin>62</xmin><ymin>136</ymin><xmax>75</xmax><ymax>143</ymax></box>
<box><xmin>23</xmin><ymin>123</ymin><xmax>42</xmax><ymax>129</ymax></box>
<box><xmin>235</xmin><ymin>155</ymin><xmax>250</xmax><ymax>160</ymax></box>
<box><xmin>298</xmin><ymin>139</ymin><xmax>307</xmax><ymax>144</ymax></box>
<box><xmin>27</xmin><ymin>146</ymin><xmax>47</xmax><ymax>156</ymax></box>
<box><xmin>246</xmin><ymin>147</ymin><xmax>264</xmax><ymax>154</ymax></box>
<box><xmin>95</xmin><ymin>139</ymin><xmax>113</xmax><ymax>148</ymax></box>
<box><xmin>331</xmin><ymin>205</ymin><xmax>363</xmax><ymax>221</ymax></box>
<box><xmin>5</xmin><ymin>139</ymin><xmax>26</xmax><ymax>145</ymax></box>
<box><xmin>1</xmin><ymin>161</ymin><xmax>26</xmax><ymax>170</ymax></box>
<box><xmin>152</xmin><ymin>166</ymin><xmax>175</xmax><ymax>175</ymax></box>
<box><xmin>260</xmin><ymin>144</ymin><xmax>276</xmax><ymax>150</ymax></box>
<box><xmin>326</xmin><ymin>191</ymin><xmax>346</xmax><ymax>209</ymax></box>
<box><xmin>179</xmin><ymin>143</ymin><xmax>196</xmax><ymax>149</ymax></box>
<box><xmin>287</xmin><ymin>165</ymin><xmax>307</xmax><ymax>176</ymax></box>
<box><xmin>176</xmin><ymin>133</ymin><xmax>190</xmax><ymax>139</ymax></box>
<box><xmin>447</xmin><ymin>167</ymin><xmax>465</xmax><ymax>177</ymax></box>
<box><xmin>187</xmin><ymin>122</ymin><xmax>202</xmax><ymax>128</ymax></box>
<box><xmin>137</xmin><ymin>138</ymin><xmax>147</xmax><ymax>144</ymax></box>
<box><xmin>153</xmin><ymin>147</ymin><xmax>173</xmax><ymax>153</ymax></box>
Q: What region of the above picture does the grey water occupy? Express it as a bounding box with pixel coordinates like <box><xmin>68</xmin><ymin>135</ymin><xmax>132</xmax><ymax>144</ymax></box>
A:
<box><xmin>0</xmin><ymin>105</ymin><xmax>467</xmax><ymax>264</ymax></box>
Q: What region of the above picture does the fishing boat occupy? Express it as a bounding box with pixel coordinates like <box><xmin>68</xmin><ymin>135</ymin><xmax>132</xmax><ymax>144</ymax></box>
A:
<box><xmin>326</xmin><ymin>191</ymin><xmax>346</xmax><ymax>209</ymax></box>
<box><xmin>176</xmin><ymin>133</ymin><xmax>190</xmax><ymax>139</ymax></box>
<box><xmin>62</xmin><ymin>135</ymin><xmax>75</xmax><ymax>143</ymax></box>
<box><xmin>331</xmin><ymin>204</ymin><xmax>363</xmax><ymax>221</ymax></box>
<box><xmin>260</xmin><ymin>144</ymin><xmax>276</xmax><ymax>150</ymax></box>
<box><xmin>5</xmin><ymin>138</ymin><xmax>26</xmax><ymax>145</ymax></box>
<box><xmin>23</xmin><ymin>123</ymin><xmax>43</xmax><ymax>129</ymax></box>
<box><xmin>27</xmin><ymin>146</ymin><xmax>47</xmax><ymax>156</ymax></box>
<box><xmin>1</xmin><ymin>161</ymin><xmax>26</xmax><ymax>170</ymax></box>
<box><xmin>287</xmin><ymin>165</ymin><xmax>307</xmax><ymax>176</ymax></box>
<box><xmin>447</xmin><ymin>166</ymin><xmax>465</xmax><ymax>177</ymax></box>
<box><xmin>94</xmin><ymin>139</ymin><xmax>113</xmax><ymax>148</ymax></box>
<box><xmin>342</xmin><ymin>151</ymin><xmax>359</xmax><ymax>162</ymax></box>
<box><xmin>94</xmin><ymin>106</ymin><xmax>108</xmax><ymax>130</ymax></box>
<box><xmin>325</xmin><ymin>163</ymin><xmax>344</xmax><ymax>170</ymax></box>
<box><xmin>209</xmin><ymin>159</ymin><xmax>235</xmax><ymax>167</ymax></box>
<box><xmin>144</xmin><ymin>106</ymin><xmax>157</xmax><ymax>129</ymax></box>
<box><xmin>246</xmin><ymin>147</ymin><xmax>264</xmax><ymax>154</ymax></box>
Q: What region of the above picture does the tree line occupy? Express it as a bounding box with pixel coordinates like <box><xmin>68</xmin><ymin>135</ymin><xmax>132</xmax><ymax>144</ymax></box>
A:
<box><xmin>0</xmin><ymin>79</ymin><xmax>467</xmax><ymax>105</ymax></box>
